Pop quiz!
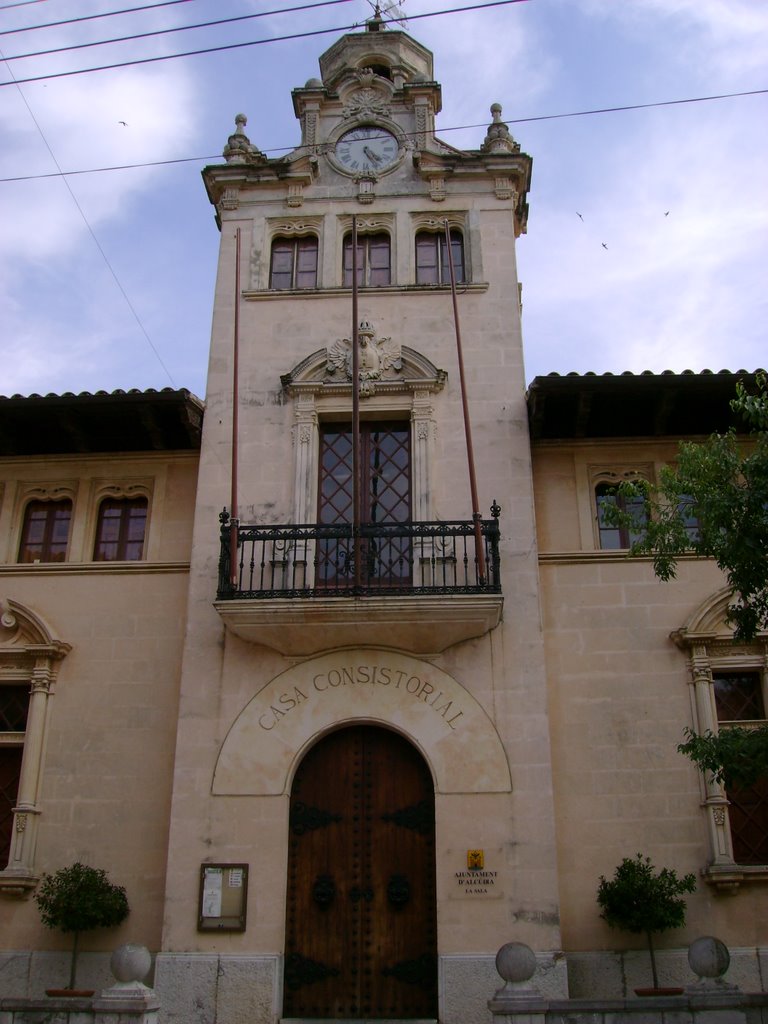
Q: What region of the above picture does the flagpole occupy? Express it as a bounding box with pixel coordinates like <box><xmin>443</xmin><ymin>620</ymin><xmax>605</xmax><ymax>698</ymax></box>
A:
<box><xmin>351</xmin><ymin>215</ymin><xmax>361</xmax><ymax>589</ymax></box>
<box><xmin>444</xmin><ymin>220</ymin><xmax>486</xmax><ymax>585</ymax></box>
<box><xmin>230</xmin><ymin>227</ymin><xmax>241</xmax><ymax>587</ymax></box>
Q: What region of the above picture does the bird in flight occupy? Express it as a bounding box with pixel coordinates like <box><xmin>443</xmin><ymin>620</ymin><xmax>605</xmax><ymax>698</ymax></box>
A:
<box><xmin>118</xmin><ymin>121</ymin><xmax>128</xmax><ymax>127</ymax></box>
<box><xmin>601</xmin><ymin>242</ymin><xmax>608</xmax><ymax>250</ymax></box>
<box><xmin>576</xmin><ymin>212</ymin><xmax>584</xmax><ymax>221</ymax></box>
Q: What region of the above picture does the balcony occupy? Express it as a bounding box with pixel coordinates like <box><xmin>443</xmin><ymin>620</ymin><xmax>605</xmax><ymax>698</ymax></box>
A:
<box><xmin>214</xmin><ymin>508</ymin><xmax>503</xmax><ymax>655</ymax></box>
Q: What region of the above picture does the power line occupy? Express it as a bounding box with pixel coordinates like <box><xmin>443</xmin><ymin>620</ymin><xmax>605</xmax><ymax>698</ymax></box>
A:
<box><xmin>0</xmin><ymin>49</ymin><xmax>177</xmax><ymax>385</ymax></box>
<box><xmin>0</xmin><ymin>0</ymin><xmax>198</xmax><ymax>33</ymax></box>
<box><xmin>1</xmin><ymin>86</ymin><xmax>766</xmax><ymax>185</ymax></box>
<box><xmin>2</xmin><ymin>0</ymin><xmax>354</xmax><ymax>54</ymax></box>
<box><xmin>0</xmin><ymin>0</ymin><xmax>54</xmax><ymax>10</ymax></box>
<box><xmin>0</xmin><ymin>0</ymin><xmax>529</xmax><ymax>86</ymax></box>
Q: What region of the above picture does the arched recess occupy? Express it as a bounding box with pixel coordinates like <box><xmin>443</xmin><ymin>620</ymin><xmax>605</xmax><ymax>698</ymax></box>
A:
<box><xmin>212</xmin><ymin>648</ymin><xmax>511</xmax><ymax>796</ymax></box>
<box><xmin>0</xmin><ymin>598</ymin><xmax>70</xmax><ymax>898</ymax></box>
<box><xmin>283</xmin><ymin>725</ymin><xmax>438</xmax><ymax>1019</ymax></box>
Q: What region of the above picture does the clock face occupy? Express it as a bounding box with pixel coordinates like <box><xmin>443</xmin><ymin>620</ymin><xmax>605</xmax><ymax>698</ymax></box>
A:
<box><xmin>335</xmin><ymin>126</ymin><xmax>399</xmax><ymax>173</ymax></box>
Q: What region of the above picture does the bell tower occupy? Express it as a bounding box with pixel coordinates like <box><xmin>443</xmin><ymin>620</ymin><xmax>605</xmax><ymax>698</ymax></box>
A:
<box><xmin>159</xmin><ymin>17</ymin><xmax>564</xmax><ymax>1023</ymax></box>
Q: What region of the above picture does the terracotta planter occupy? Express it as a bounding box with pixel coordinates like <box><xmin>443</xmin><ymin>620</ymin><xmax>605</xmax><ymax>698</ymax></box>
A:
<box><xmin>634</xmin><ymin>987</ymin><xmax>684</xmax><ymax>997</ymax></box>
<box><xmin>45</xmin><ymin>988</ymin><xmax>95</xmax><ymax>997</ymax></box>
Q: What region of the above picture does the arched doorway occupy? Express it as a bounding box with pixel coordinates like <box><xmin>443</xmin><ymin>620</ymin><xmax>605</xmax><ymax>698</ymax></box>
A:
<box><xmin>284</xmin><ymin>725</ymin><xmax>437</xmax><ymax>1019</ymax></box>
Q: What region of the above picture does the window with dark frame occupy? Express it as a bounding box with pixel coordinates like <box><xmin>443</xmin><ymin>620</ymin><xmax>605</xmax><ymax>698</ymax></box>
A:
<box><xmin>317</xmin><ymin>423</ymin><xmax>411</xmax><ymax>588</ymax></box>
<box><xmin>343</xmin><ymin>232</ymin><xmax>391</xmax><ymax>287</ymax></box>
<box><xmin>415</xmin><ymin>229</ymin><xmax>465</xmax><ymax>285</ymax></box>
<box><xmin>269</xmin><ymin>236</ymin><xmax>318</xmax><ymax>290</ymax></box>
<box><xmin>93</xmin><ymin>497</ymin><xmax>148</xmax><ymax>561</ymax></box>
<box><xmin>595</xmin><ymin>483</ymin><xmax>647</xmax><ymax>549</ymax></box>
<box><xmin>18</xmin><ymin>499</ymin><xmax>72</xmax><ymax>563</ymax></box>
<box><xmin>0</xmin><ymin>684</ymin><xmax>29</xmax><ymax>867</ymax></box>
<box><xmin>713</xmin><ymin>670</ymin><xmax>768</xmax><ymax>865</ymax></box>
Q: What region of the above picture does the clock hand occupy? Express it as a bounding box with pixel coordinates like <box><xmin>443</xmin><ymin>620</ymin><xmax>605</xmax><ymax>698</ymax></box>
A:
<box><xmin>363</xmin><ymin>146</ymin><xmax>382</xmax><ymax>165</ymax></box>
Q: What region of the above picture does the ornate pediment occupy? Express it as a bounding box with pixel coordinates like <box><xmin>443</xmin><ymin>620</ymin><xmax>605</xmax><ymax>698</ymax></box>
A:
<box><xmin>0</xmin><ymin>599</ymin><xmax>70</xmax><ymax>665</ymax></box>
<box><xmin>281</xmin><ymin>322</ymin><xmax>447</xmax><ymax>398</ymax></box>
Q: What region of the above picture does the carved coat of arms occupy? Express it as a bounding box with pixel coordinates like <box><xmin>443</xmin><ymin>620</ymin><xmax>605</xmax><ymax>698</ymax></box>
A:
<box><xmin>326</xmin><ymin>321</ymin><xmax>402</xmax><ymax>397</ymax></box>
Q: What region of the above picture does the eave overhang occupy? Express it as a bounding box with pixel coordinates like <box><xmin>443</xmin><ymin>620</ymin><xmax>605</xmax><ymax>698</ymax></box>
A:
<box><xmin>0</xmin><ymin>388</ymin><xmax>203</xmax><ymax>457</ymax></box>
<box><xmin>527</xmin><ymin>370</ymin><xmax>765</xmax><ymax>442</ymax></box>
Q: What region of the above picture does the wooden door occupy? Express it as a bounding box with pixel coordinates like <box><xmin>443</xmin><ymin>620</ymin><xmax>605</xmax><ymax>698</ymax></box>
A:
<box><xmin>317</xmin><ymin>423</ymin><xmax>411</xmax><ymax>588</ymax></box>
<box><xmin>284</xmin><ymin>726</ymin><xmax>437</xmax><ymax>1019</ymax></box>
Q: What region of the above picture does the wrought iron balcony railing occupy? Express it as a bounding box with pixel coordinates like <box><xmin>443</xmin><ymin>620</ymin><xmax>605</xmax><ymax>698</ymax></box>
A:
<box><xmin>217</xmin><ymin>504</ymin><xmax>501</xmax><ymax>600</ymax></box>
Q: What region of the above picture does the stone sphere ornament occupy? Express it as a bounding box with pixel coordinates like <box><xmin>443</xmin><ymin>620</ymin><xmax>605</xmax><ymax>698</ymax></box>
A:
<box><xmin>110</xmin><ymin>943</ymin><xmax>152</xmax><ymax>984</ymax></box>
<box><xmin>495</xmin><ymin>941</ymin><xmax>537</xmax><ymax>985</ymax></box>
<box><xmin>688</xmin><ymin>936</ymin><xmax>731</xmax><ymax>981</ymax></box>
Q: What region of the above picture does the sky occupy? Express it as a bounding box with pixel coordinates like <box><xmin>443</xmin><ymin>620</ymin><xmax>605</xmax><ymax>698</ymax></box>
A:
<box><xmin>1</xmin><ymin>0</ymin><xmax>766</xmax><ymax>400</ymax></box>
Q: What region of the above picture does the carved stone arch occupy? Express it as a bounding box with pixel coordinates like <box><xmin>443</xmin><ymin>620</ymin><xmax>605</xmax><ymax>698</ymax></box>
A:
<box><xmin>673</xmin><ymin>586</ymin><xmax>737</xmax><ymax>640</ymax></box>
<box><xmin>0</xmin><ymin>597</ymin><xmax>71</xmax><ymax>656</ymax></box>
<box><xmin>212</xmin><ymin>648</ymin><xmax>511</xmax><ymax>797</ymax></box>
<box><xmin>0</xmin><ymin>599</ymin><xmax>70</xmax><ymax>897</ymax></box>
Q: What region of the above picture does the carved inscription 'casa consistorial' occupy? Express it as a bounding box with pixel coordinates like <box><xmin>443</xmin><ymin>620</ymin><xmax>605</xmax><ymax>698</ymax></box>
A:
<box><xmin>326</xmin><ymin>320</ymin><xmax>402</xmax><ymax>397</ymax></box>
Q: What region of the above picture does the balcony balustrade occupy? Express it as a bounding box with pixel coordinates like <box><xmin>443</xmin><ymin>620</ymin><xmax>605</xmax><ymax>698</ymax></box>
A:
<box><xmin>214</xmin><ymin>506</ymin><xmax>503</xmax><ymax>655</ymax></box>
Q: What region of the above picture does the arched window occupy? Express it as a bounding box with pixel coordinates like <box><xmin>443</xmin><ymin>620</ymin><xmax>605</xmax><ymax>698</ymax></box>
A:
<box><xmin>269</xmin><ymin>236</ymin><xmax>319</xmax><ymax>290</ymax></box>
<box><xmin>343</xmin><ymin>232</ymin><xmax>391</xmax><ymax>287</ymax></box>
<box><xmin>18</xmin><ymin>499</ymin><xmax>72</xmax><ymax>563</ymax></box>
<box><xmin>94</xmin><ymin>496</ymin><xmax>148</xmax><ymax>561</ymax></box>
<box><xmin>415</xmin><ymin>229</ymin><xmax>464</xmax><ymax>285</ymax></box>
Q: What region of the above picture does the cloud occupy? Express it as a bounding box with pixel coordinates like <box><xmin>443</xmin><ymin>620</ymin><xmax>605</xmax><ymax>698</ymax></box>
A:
<box><xmin>519</xmin><ymin>95</ymin><xmax>768</xmax><ymax>378</ymax></box>
<box><xmin>580</xmin><ymin>0</ymin><xmax>768</xmax><ymax>81</ymax></box>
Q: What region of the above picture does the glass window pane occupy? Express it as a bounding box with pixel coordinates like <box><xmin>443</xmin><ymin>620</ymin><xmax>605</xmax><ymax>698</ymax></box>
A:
<box><xmin>0</xmin><ymin>747</ymin><xmax>24</xmax><ymax>867</ymax></box>
<box><xmin>0</xmin><ymin>685</ymin><xmax>30</xmax><ymax>732</ymax></box>
<box><xmin>714</xmin><ymin>672</ymin><xmax>766</xmax><ymax>721</ymax></box>
<box><xmin>368</xmin><ymin>235</ymin><xmax>391</xmax><ymax>286</ymax></box>
<box><xmin>270</xmin><ymin>241</ymin><xmax>294</xmax><ymax>289</ymax></box>
<box><xmin>95</xmin><ymin>498</ymin><xmax>147</xmax><ymax>561</ymax></box>
<box><xmin>416</xmin><ymin>234</ymin><xmax>438</xmax><ymax>284</ymax></box>
<box><xmin>295</xmin><ymin>238</ymin><xmax>318</xmax><ymax>288</ymax></box>
<box><xmin>449</xmin><ymin>231</ymin><xmax>465</xmax><ymax>283</ymax></box>
<box><xmin>596</xmin><ymin>491</ymin><xmax>621</xmax><ymax>549</ymax></box>
<box><xmin>19</xmin><ymin>500</ymin><xmax>71</xmax><ymax>563</ymax></box>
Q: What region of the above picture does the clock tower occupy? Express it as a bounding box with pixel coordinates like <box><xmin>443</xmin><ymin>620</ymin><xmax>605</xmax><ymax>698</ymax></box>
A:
<box><xmin>158</xmin><ymin>14</ymin><xmax>562</xmax><ymax>1023</ymax></box>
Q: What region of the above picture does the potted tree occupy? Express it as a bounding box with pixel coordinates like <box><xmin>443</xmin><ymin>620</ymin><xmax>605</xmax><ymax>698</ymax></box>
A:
<box><xmin>34</xmin><ymin>862</ymin><xmax>129</xmax><ymax>996</ymax></box>
<box><xmin>597</xmin><ymin>853</ymin><xmax>696</xmax><ymax>995</ymax></box>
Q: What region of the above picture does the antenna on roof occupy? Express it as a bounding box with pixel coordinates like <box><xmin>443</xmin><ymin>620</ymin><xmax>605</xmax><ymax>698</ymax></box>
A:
<box><xmin>365</xmin><ymin>0</ymin><xmax>408</xmax><ymax>27</ymax></box>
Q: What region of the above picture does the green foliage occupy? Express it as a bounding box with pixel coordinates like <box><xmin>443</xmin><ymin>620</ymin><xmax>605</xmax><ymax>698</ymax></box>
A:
<box><xmin>678</xmin><ymin>725</ymin><xmax>768</xmax><ymax>789</ymax></box>
<box><xmin>35</xmin><ymin>862</ymin><xmax>129</xmax><ymax>934</ymax></box>
<box><xmin>597</xmin><ymin>853</ymin><xmax>696</xmax><ymax>937</ymax></box>
<box><xmin>604</xmin><ymin>373</ymin><xmax>768</xmax><ymax>641</ymax></box>
<box><xmin>34</xmin><ymin>862</ymin><xmax>129</xmax><ymax>989</ymax></box>
<box><xmin>597</xmin><ymin>853</ymin><xmax>696</xmax><ymax>990</ymax></box>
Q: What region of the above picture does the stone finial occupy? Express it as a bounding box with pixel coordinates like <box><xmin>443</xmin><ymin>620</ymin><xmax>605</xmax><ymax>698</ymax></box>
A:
<box><xmin>111</xmin><ymin>943</ymin><xmax>152</xmax><ymax>984</ymax></box>
<box><xmin>481</xmin><ymin>103</ymin><xmax>520</xmax><ymax>154</ymax></box>
<box><xmin>96</xmin><ymin>943</ymin><xmax>159</xmax><ymax>1009</ymax></box>
<box><xmin>687</xmin><ymin>936</ymin><xmax>738</xmax><ymax>992</ymax></box>
<box><xmin>223</xmin><ymin>113</ymin><xmax>265</xmax><ymax>163</ymax></box>
<box><xmin>488</xmin><ymin>941</ymin><xmax>544</xmax><ymax>1010</ymax></box>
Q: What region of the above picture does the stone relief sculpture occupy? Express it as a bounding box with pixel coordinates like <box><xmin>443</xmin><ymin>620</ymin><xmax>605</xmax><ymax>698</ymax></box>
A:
<box><xmin>326</xmin><ymin>320</ymin><xmax>402</xmax><ymax>396</ymax></box>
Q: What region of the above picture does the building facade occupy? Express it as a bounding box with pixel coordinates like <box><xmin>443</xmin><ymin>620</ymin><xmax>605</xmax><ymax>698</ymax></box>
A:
<box><xmin>1</xmin><ymin>17</ymin><xmax>766</xmax><ymax>1023</ymax></box>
